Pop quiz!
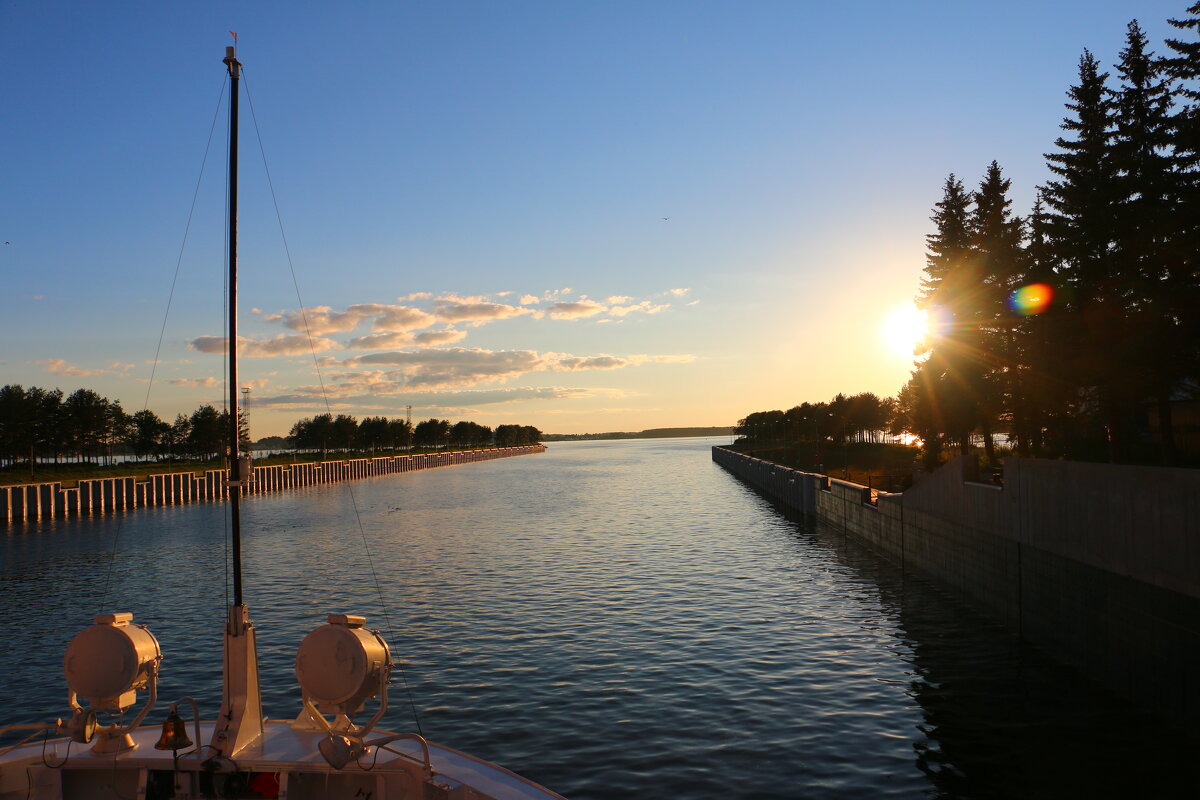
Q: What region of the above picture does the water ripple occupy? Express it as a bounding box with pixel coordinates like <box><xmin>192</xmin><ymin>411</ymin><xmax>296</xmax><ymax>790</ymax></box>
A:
<box><xmin>2</xmin><ymin>438</ymin><xmax>1198</xmax><ymax>798</ymax></box>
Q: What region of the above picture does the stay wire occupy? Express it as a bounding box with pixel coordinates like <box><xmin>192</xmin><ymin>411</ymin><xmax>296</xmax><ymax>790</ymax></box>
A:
<box><xmin>99</xmin><ymin>76</ymin><xmax>228</xmax><ymax>612</ymax></box>
<box><xmin>242</xmin><ymin>70</ymin><xmax>424</xmax><ymax>736</ymax></box>
<box><xmin>142</xmin><ymin>75</ymin><xmax>228</xmax><ymax>412</ymax></box>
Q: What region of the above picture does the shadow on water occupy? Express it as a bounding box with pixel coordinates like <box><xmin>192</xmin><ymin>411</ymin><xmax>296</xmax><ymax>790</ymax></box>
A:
<box><xmin>761</xmin><ymin>496</ymin><xmax>1200</xmax><ymax>799</ymax></box>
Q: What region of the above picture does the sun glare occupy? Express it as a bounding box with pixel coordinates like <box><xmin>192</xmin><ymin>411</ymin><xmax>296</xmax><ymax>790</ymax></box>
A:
<box><xmin>881</xmin><ymin>305</ymin><xmax>928</xmax><ymax>358</ymax></box>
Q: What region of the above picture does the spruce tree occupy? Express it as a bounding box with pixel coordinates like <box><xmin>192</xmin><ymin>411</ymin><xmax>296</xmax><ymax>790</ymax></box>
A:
<box><xmin>1163</xmin><ymin>4</ymin><xmax>1200</xmax><ymax>461</ymax></box>
<box><xmin>920</xmin><ymin>174</ymin><xmax>973</xmax><ymax>305</ymax></box>
<box><xmin>969</xmin><ymin>161</ymin><xmax>1024</xmax><ymax>461</ymax></box>
<box><xmin>1112</xmin><ymin>20</ymin><xmax>1185</xmax><ymax>463</ymax></box>
<box><xmin>919</xmin><ymin>175</ymin><xmax>982</xmax><ymax>455</ymax></box>
<box><xmin>1019</xmin><ymin>195</ymin><xmax>1076</xmax><ymax>456</ymax></box>
<box><xmin>1043</xmin><ymin>50</ymin><xmax>1126</xmax><ymax>460</ymax></box>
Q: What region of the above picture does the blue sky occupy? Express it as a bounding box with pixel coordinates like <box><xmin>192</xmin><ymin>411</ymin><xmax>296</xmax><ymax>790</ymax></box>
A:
<box><xmin>1</xmin><ymin>1</ymin><xmax>1190</xmax><ymax>436</ymax></box>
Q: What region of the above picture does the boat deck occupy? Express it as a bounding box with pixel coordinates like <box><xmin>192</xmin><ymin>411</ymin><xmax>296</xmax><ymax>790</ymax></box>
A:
<box><xmin>0</xmin><ymin>720</ymin><xmax>565</xmax><ymax>800</ymax></box>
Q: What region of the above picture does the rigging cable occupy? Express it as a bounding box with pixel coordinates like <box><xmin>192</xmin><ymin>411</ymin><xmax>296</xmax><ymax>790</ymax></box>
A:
<box><xmin>242</xmin><ymin>70</ymin><xmax>424</xmax><ymax>736</ymax></box>
<box><xmin>99</xmin><ymin>76</ymin><xmax>229</xmax><ymax>611</ymax></box>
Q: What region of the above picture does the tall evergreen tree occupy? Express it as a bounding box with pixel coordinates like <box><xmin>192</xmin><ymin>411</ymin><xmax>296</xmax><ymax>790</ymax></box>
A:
<box><xmin>1112</xmin><ymin>20</ymin><xmax>1187</xmax><ymax>463</ymax></box>
<box><xmin>1043</xmin><ymin>50</ymin><xmax>1127</xmax><ymax>460</ymax></box>
<box><xmin>919</xmin><ymin>174</ymin><xmax>973</xmax><ymax>306</ymax></box>
<box><xmin>1164</xmin><ymin>3</ymin><xmax>1200</xmax><ymax>448</ymax></box>
<box><xmin>1165</xmin><ymin>2</ymin><xmax>1200</xmax><ymax>152</ymax></box>
<box><xmin>1018</xmin><ymin>195</ymin><xmax>1076</xmax><ymax>455</ymax></box>
<box><xmin>919</xmin><ymin>174</ymin><xmax>984</xmax><ymax>454</ymax></box>
<box><xmin>969</xmin><ymin>161</ymin><xmax>1024</xmax><ymax>461</ymax></box>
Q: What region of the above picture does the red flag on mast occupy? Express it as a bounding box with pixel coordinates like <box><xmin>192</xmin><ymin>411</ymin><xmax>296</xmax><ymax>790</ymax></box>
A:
<box><xmin>229</xmin><ymin>31</ymin><xmax>238</xmax><ymax>43</ymax></box>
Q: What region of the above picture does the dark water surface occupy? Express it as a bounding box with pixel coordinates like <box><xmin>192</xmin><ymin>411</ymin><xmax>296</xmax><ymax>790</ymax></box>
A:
<box><xmin>2</xmin><ymin>438</ymin><xmax>1196</xmax><ymax>798</ymax></box>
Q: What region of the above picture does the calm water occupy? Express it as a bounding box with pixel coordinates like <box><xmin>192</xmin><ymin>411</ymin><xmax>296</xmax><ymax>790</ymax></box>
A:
<box><xmin>2</xmin><ymin>438</ymin><xmax>1196</xmax><ymax>798</ymax></box>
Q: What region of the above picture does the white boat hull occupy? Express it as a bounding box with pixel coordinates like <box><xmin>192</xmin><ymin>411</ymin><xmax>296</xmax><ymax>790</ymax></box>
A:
<box><xmin>0</xmin><ymin>720</ymin><xmax>565</xmax><ymax>800</ymax></box>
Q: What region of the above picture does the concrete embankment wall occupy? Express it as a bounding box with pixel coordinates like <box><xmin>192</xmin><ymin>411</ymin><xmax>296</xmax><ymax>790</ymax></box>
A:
<box><xmin>712</xmin><ymin>445</ymin><xmax>1200</xmax><ymax>725</ymax></box>
<box><xmin>0</xmin><ymin>445</ymin><xmax>546</xmax><ymax>527</ymax></box>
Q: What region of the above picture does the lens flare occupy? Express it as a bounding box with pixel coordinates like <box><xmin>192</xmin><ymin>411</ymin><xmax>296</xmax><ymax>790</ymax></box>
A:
<box><xmin>881</xmin><ymin>305</ymin><xmax>928</xmax><ymax>357</ymax></box>
<box><xmin>1009</xmin><ymin>283</ymin><xmax>1054</xmax><ymax>316</ymax></box>
<box><xmin>926</xmin><ymin>305</ymin><xmax>952</xmax><ymax>338</ymax></box>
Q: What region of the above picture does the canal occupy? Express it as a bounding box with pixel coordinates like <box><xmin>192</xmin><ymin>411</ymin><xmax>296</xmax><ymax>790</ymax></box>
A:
<box><xmin>1</xmin><ymin>437</ymin><xmax>1195</xmax><ymax>798</ymax></box>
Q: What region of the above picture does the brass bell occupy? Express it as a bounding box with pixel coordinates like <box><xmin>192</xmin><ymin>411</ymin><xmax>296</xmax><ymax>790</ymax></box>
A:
<box><xmin>154</xmin><ymin>704</ymin><xmax>193</xmax><ymax>751</ymax></box>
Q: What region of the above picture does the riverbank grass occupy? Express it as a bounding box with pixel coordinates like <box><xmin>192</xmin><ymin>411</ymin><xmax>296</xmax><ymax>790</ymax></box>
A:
<box><xmin>730</xmin><ymin>441</ymin><xmax>920</xmax><ymax>489</ymax></box>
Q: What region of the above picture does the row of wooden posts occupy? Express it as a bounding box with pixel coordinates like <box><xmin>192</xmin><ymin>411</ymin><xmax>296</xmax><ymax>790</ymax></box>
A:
<box><xmin>0</xmin><ymin>446</ymin><xmax>547</xmax><ymax>525</ymax></box>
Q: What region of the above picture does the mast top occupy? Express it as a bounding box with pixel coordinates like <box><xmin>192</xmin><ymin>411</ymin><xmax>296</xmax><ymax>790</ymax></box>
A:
<box><xmin>224</xmin><ymin>46</ymin><xmax>240</xmax><ymax>74</ymax></box>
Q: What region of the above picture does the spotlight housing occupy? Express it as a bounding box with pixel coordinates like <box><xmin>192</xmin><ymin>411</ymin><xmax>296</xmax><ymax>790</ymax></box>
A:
<box><xmin>63</xmin><ymin>613</ymin><xmax>161</xmax><ymax>712</ymax></box>
<box><xmin>295</xmin><ymin>614</ymin><xmax>391</xmax><ymax>717</ymax></box>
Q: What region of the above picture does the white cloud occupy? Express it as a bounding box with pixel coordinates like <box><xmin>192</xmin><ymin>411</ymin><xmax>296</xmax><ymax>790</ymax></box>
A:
<box><xmin>255</xmin><ymin>289</ymin><xmax>683</xmax><ymax>345</ymax></box>
<box><xmin>431</xmin><ymin>295</ymin><xmax>535</xmax><ymax>325</ymax></box>
<box><xmin>167</xmin><ymin>376</ymin><xmax>221</xmax><ymax>388</ymax></box>
<box><xmin>39</xmin><ymin>358</ymin><xmax>103</xmax><ymax>377</ymax></box>
<box><xmin>254</xmin><ymin>385</ymin><xmax>593</xmax><ymax>410</ymax></box>
<box><xmin>347</xmin><ymin>332</ymin><xmax>414</xmax><ymax>350</ymax></box>
<box><xmin>546</xmin><ymin>300</ymin><xmax>606</xmax><ymax>320</ymax></box>
<box><xmin>413</xmin><ymin>328</ymin><xmax>468</xmax><ymax>346</ymax></box>
<box><xmin>551</xmin><ymin>355</ymin><xmax>630</xmax><ymax>370</ymax></box>
<box><xmin>628</xmin><ymin>354</ymin><xmax>697</xmax><ymax>364</ymax></box>
<box><xmin>276</xmin><ymin>305</ymin><xmax>371</xmax><ymax>335</ymax></box>
<box><xmin>347</xmin><ymin>348</ymin><xmax>545</xmax><ymax>388</ymax></box>
<box><xmin>262</xmin><ymin>303</ymin><xmax>436</xmax><ymax>336</ymax></box>
<box><xmin>328</xmin><ymin>346</ymin><xmax>695</xmax><ymax>391</ymax></box>
<box><xmin>348</xmin><ymin>327</ymin><xmax>470</xmax><ymax>349</ymax></box>
<box><xmin>608</xmin><ymin>300</ymin><xmax>669</xmax><ymax>317</ymax></box>
<box><xmin>372</xmin><ymin>305</ymin><xmax>436</xmax><ymax>332</ymax></box>
<box><xmin>190</xmin><ymin>334</ymin><xmax>339</xmax><ymax>358</ymax></box>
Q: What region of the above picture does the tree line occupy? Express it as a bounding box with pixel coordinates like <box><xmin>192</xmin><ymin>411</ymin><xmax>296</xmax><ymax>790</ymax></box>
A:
<box><xmin>0</xmin><ymin>384</ymin><xmax>245</xmax><ymax>466</ymax></box>
<box><xmin>0</xmin><ymin>382</ymin><xmax>542</xmax><ymax>468</ymax></box>
<box><xmin>740</xmin><ymin>8</ymin><xmax>1200</xmax><ymax>469</ymax></box>
<box><xmin>735</xmin><ymin>393</ymin><xmax>897</xmax><ymax>445</ymax></box>
<box><xmin>287</xmin><ymin>414</ymin><xmax>542</xmax><ymax>453</ymax></box>
<box><xmin>904</xmin><ymin>12</ymin><xmax>1199</xmax><ymax>468</ymax></box>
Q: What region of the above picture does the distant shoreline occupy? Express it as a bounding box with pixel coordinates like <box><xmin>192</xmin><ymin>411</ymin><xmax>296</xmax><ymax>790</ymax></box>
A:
<box><xmin>543</xmin><ymin>427</ymin><xmax>733</xmax><ymax>442</ymax></box>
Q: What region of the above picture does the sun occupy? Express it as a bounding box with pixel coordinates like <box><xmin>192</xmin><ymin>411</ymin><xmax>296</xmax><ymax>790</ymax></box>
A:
<box><xmin>881</xmin><ymin>305</ymin><xmax>928</xmax><ymax>358</ymax></box>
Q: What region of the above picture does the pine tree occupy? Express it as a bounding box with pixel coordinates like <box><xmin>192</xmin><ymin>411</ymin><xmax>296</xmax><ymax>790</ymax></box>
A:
<box><xmin>969</xmin><ymin>161</ymin><xmax>1024</xmax><ymax>461</ymax></box>
<box><xmin>1165</xmin><ymin>3</ymin><xmax>1200</xmax><ymax>114</ymax></box>
<box><xmin>1112</xmin><ymin>20</ymin><xmax>1186</xmax><ymax>463</ymax></box>
<box><xmin>1018</xmin><ymin>195</ymin><xmax>1076</xmax><ymax>455</ymax></box>
<box><xmin>920</xmin><ymin>175</ymin><xmax>973</xmax><ymax>306</ymax></box>
<box><xmin>918</xmin><ymin>175</ymin><xmax>983</xmax><ymax>455</ymax></box>
<box><xmin>1043</xmin><ymin>50</ymin><xmax>1127</xmax><ymax>460</ymax></box>
<box><xmin>1163</xmin><ymin>4</ymin><xmax>1200</xmax><ymax>460</ymax></box>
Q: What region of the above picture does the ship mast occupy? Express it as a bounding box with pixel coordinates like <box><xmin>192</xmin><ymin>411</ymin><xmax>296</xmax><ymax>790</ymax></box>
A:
<box><xmin>227</xmin><ymin>43</ymin><xmax>244</xmax><ymax>608</ymax></box>
<box><xmin>210</xmin><ymin>43</ymin><xmax>264</xmax><ymax>758</ymax></box>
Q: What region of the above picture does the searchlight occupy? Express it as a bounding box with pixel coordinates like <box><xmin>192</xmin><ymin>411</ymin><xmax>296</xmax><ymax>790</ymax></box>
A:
<box><xmin>62</xmin><ymin>613</ymin><xmax>162</xmax><ymax>753</ymax></box>
<box><xmin>295</xmin><ymin>614</ymin><xmax>394</xmax><ymax>769</ymax></box>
